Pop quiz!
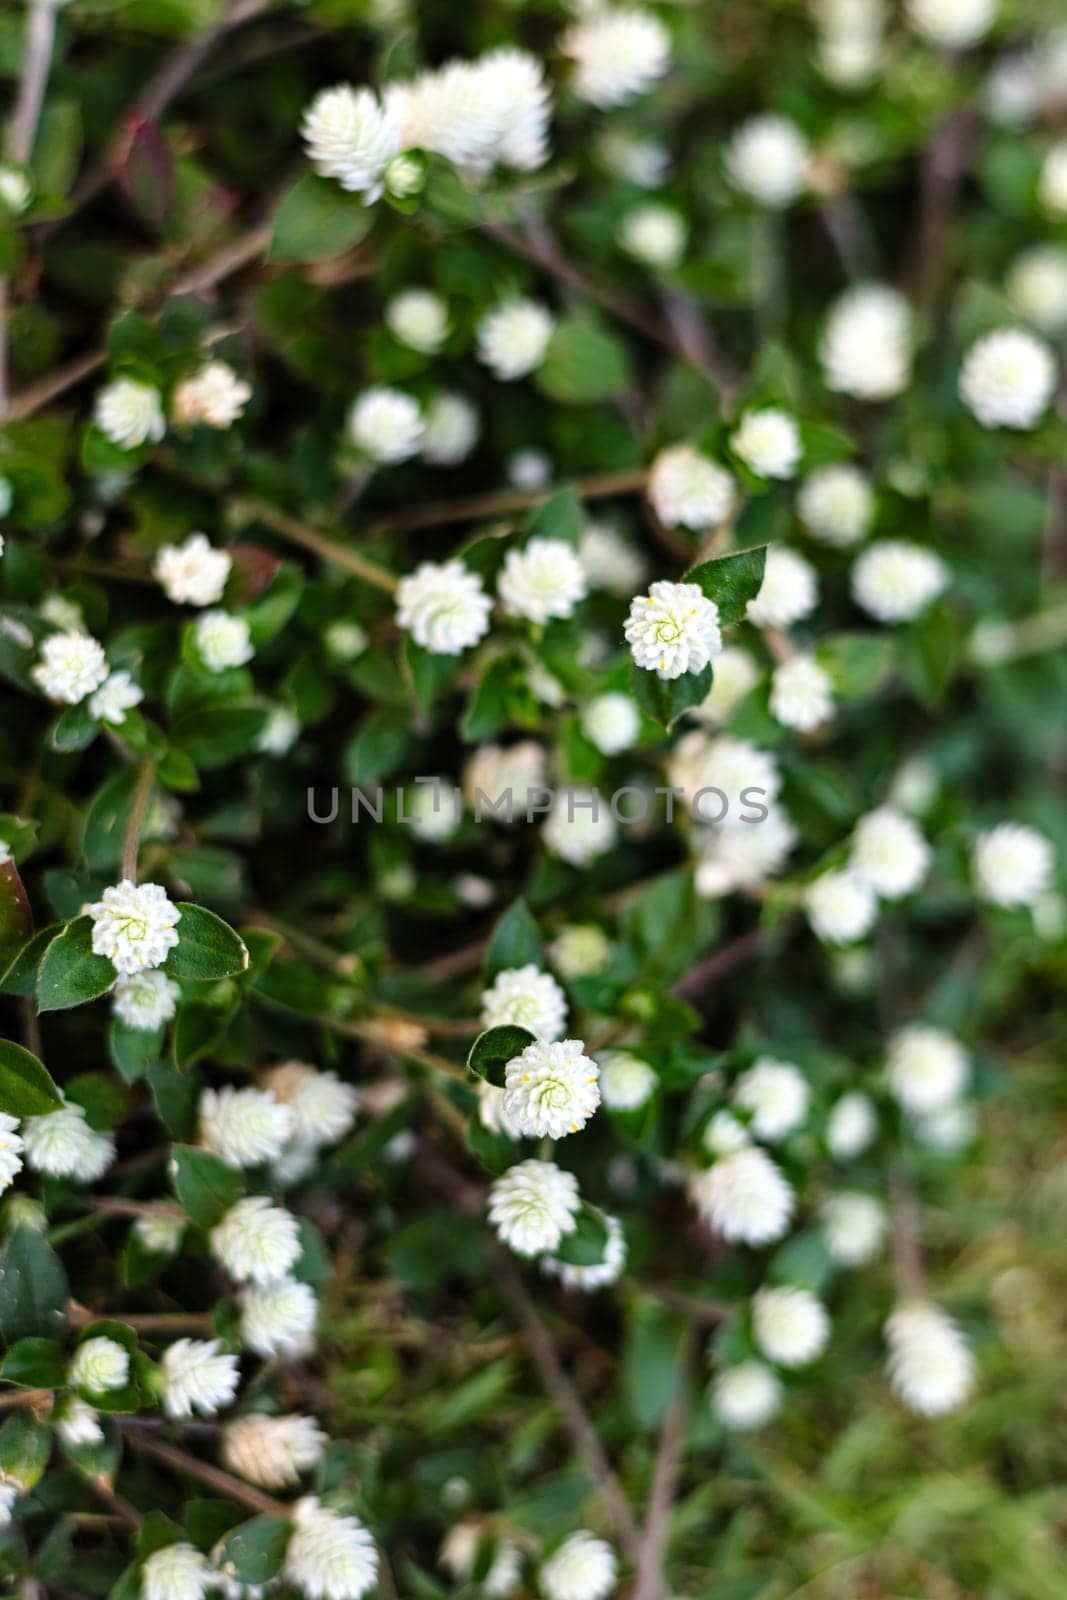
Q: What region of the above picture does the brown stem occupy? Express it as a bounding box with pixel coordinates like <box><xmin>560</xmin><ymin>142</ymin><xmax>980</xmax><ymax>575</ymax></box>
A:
<box><xmin>121</xmin><ymin>760</ymin><xmax>156</xmax><ymax>883</ymax></box>
<box><xmin>911</xmin><ymin>109</ymin><xmax>977</xmax><ymax>310</ymax></box>
<box><xmin>69</xmin><ymin>1302</ymin><xmax>213</xmax><ymax>1334</ymax></box>
<box><xmin>313</xmin><ymin>1014</ymin><xmax>471</xmax><ymax>1084</ymax></box>
<box><xmin>88</xmin><ymin>1476</ymin><xmax>142</xmax><ymax>1529</ymax></box>
<box><xmin>671</xmin><ymin>925</ymin><xmax>768</xmax><ymax>1004</ymax></box>
<box><xmin>89</xmin><ymin>1197</ymin><xmax>186</xmax><ymax>1221</ymax></box>
<box><xmin>0</xmin><ymin>1389</ymin><xmax>52</xmax><ymax>1414</ymax></box>
<box><xmin>889</xmin><ymin>1174</ymin><xmax>926</xmax><ymax>1302</ymax></box>
<box><xmin>365</xmin><ymin>467</ymin><xmax>648</xmax><ymax>540</ymax></box>
<box><xmin>236</xmin><ymin>499</ymin><xmax>399</xmax><ymax>594</ymax></box>
<box><xmin>632</xmin><ymin>1341</ymin><xmax>691</xmax><ymax>1600</ymax></box>
<box><xmin>126</xmin><ymin>1432</ymin><xmax>290</xmax><ymax>1517</ymax></box>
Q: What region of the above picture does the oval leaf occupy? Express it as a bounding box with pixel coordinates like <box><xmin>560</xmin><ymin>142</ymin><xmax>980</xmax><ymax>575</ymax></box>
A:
<box><xmin>0</xmin><ymin>1041</ymin><xmax>63</xmax><ymax>1116</ymax></box>
<box><xmin>164</xmin><ymin>905</ymin><xmax>249</xmax><ymax>981</ymax></box>
<box><xmin>684</xmin><ymin>545</ymin><xmax>767</xmax><ymax>627</ymax></box>
<box><xmin>37</xmin><ymin>917</ymin><xmax>116</xmax><ymax>1013</ymax></box>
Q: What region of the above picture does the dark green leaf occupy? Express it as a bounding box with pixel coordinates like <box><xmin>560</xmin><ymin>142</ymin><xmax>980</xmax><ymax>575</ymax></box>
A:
<box><xmin>170</xmin><ymin>1144</ymin><xmax>242</xmax><ymax>1229</ymax></box>
<box><xmin>37</xmin><ymin>917</ymin><xmax>116</xmax><ymax>1012</ymax></box>
<box><xmin>684</xmin><ymin>545</ymin><xmax>767</xmax><ymax>627</ymax></box>
<box><xmin>631</xmin><ymin>660</ymin><xmax>712</xmax><ymax>728</ymax></box>
<box><xmin>466</xmin><ymin>1025</ymin><xmax>536</xmax><ymax>1085</ymax></box>
<box><xmin>484</xmin><ymin>899</ymin><xmax>542</xmax><ymax>979</ymax></box>
<box><xmin>164</xmin><ymin>905</ymin><xmax>249</xmax><ymax>981</ymax></box>
<box><xmin>0</xmin><ymin>1041</ymin><xmax>63</xmax><ymax>1116</ymax></box>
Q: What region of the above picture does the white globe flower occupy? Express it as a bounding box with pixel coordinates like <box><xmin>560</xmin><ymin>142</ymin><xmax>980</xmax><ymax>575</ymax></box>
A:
<box><xmin>0</xmin><ymin>165</ymin><xmax>31</xmax><ymax>215</ymax></box>
<box><xmin>439</xmin><ymin>1524</ymin><xmax>522</xmax><ymax>1597</ymax></box>
<box><xmin>348</xmin><ymin>386</ymin><xmax>424</xmax><ymax>463</ymax></box>
<box><xmin>541</xmin><ymin>1211</ymin><xmax>626</xmax><ymax>1291</ymax></box>
<box><xmin>851</xmin><ymin>540</ymin><xmax>948</xmax><ymax>623</ymax></box>
<box><xmin>619</xmin><ymin>204</ymin><xmax>686</xmax><ymax>269</ymax></box>
<box><xmin>1006</xmin><ymin>246</ymin><xmax>1067</xmax><ymax>333</ymax></box>
<box><xmin>396</xmin><ymin>559</ymin><xmax>492</xmax><ymax>655</ymax></box>
<box><xmin>733</xmin><ymin>1057</ymin><xmax>809</xmax><ymax>1141</ymax></box>
<box><xmin>625</xmin><ymin>580</ymin><xmax>722</xmax><ymax>679</ymax></box>
<box><xmin>488</xmin><ymin>1159</ymin><xmax>580</xmax><ymax>1256</ymax></box>
<box><xmin>648</xmin><ymin>444</ymin><xmax>736</xmax><ymax>530</ymax></box>
<box><xmin>39</xmin><ymin>593</ymin><xmax>83</xmax><ymax>630</ymax></box>
<box><xmin>497</xmin><ymin>538</ymin><xmax>588</xmax><ymax>623</ymax></box>
<box><xmin>710</xmin><ymin>1361</ymin><xmax>782</xmax><ymax>1430</ymax></box>
<box><xmin>301</xmin><ymin>84</ymin><xmax>400</xmax><ymax>199</ymax></box>
<box><xmin>906</xmin><ymin>0</ymin><xmax>995</xmax><ymax>47</ymax></box>
<box><xmin>159</xmin><ymin>1338</ymin><xmax>240</xmax><ymax>1418</ymax></box>
<box><xmin>668</xmin><ymin>730</ymin><xmax>783</xmax><ymax>816</ymax></box>
<box><xmin>578</xmin><ymin>522</ymin><xmax>649</xmax><ymax>597</ymax></box>
<box><xmin>690</xmin><ymin>646</ymin><xmax>760</xmax><ymax>724</ymax></box>
<box><xmin>542</xmin><ymin>791</ymin><xmax>618</xmax><ymax>866</ymax></box>
<box><xmin>56</xmin><ymin>1397</ymin><xmax>104</xmax><ymax>1449</ymax></box>
<box><xmin>914</xmin><ymin>1098</ymin><xmax>977</xmax><ymax>1153</ymax></box>
<box><xmin>753</xmin><ymin>1286</ymin><xmax>830</xmax><ymax>1367</ymax></box>
<box><xmin>324</xmin><ymin>621</ymin><xmax>368</xmax><ymax>661</ymax></box>
<box><xmin>240</xmin><ymin>1276</ymin><xmax>318</xmax><ymax>1357</ymax></box>
<box><xmin>210</xmin><ymin>1196</ymin><xmax>301</xmax><ymax>1286</ymax></box>
<box><xmin>562</xmin><ymin>7</ymin><xmax>670</xmax><ymax>107</ymax></box>
<box><xmin>702</xmin><ymin>1109</ymin><xmax>752</xmax><ymax>1156</ymax></box>
<box><xmin>694</xmin><ymin>808</ymin><xmax>797</xmax><ymax>897</ymax></box>
<box><xmin>464</xmin><ymin>740</ymin><xmax>547</xmax><ymax>819</ymax></box>
<box><xmin>94</xmin><ymin>378</ymin><xmax>165</xmax><ymax>449</ymax></box>
<box><xmin>385</xmin><ymin>288</ymin><xmax>449</xmax><ymax>354</ymax></box>
<box><xmin>142</xmin><ymin>1541</ymin><xmax>213</xmax><ymax>1600</ymax></box>
<box><xmin>851</xmin><ymin>807</ymin><xmax>931</xmax><ymax>900</ymax></box>
<box><xmin>581</xmin><ymin>693</ymin><xmax>641</xmax><ymax>756</ymax></box>
<box><xmin>885</xmin><ymin>1301</ymin><xmax>975</xmax><ymax>1416</ymax></box>
<box><xmin>888</xmin><ymin>756</ymin><xmax>939</xmax><ymax>816</ymax></box>
<box><xmin>805</xmin><ymin>869</ymin><xmax>878</xmax><ymax>945</ymax></box>
<box><xmin>69</xmin><ymin>1336</ymin><xmax>129</xmax><ymax>1393</ymax></box>
<box><xmin>747</xmin><ymin>546</ymin><xmax>818</xmax><ymax>630</ymax></box>
<box><xmin>88</xmin><ymin>669</ymin><xmax>142</xmax><ymax>726</ymax></box>
<box><xmin>133</xmin><ymin>1215</ymin><xmax>184</xmax><ymax>1254</ymax></box>
<box><xmin>820</xmin><ymin>284</ymin><xmax>913</xmax><ymax>401</ymax></box>
<box><xmin>821</xmin><ymin>1191</ymin><xmax>887</xmax><ymax>1265</ymax></box>
<box><xmin>797</xmin><ymin>463</ymin><xmax>874</xmax><ymax>547</ymax></box>
<box><xmin>508</xmin><ymin>448</ymin><xmax>552</xmax><ymax>490</ymax></box>
<box><xmin>1040</xmin><ymin>140</ymin><xmax>1067</xmax><ymax>217</ymax></box>
<box><xmin>478</xmin><ymin>1081</ymin><xmax>523</xmax><ymax>1139</ymax></box>
<box><xmin>816</xmin><ymin>30</ymin><xmax>884</xmax><ymax>88</ymax></box>
<box><xmin>0</xmin><ymin>1114</ymin><xmax>23</xmax><ymax>1195</ymax></box>
<box><xmin>539</xmin><ymin>1532</ymin><xmax>616</xmax><ymax>1600</ymax></box>
<box><xmin>826</xmin><ymin>1091</ymin><xmax>877</xmax><ymax>1159</ymax></box>
<box><xmin>194</xmin><ymin>610</ymin><xmax>254</xmax><ymax>672</ymax></box>
<box><xmin>392</xmin><ymin>64</ymin><xmax>496</xmax><ymax>173</ymax></box>
<box><xmin>256</xmin><ymin>706</ymin><xmax>300</xmax><ymax>756</ymax></box>
<box><xmin>199</xmin><ymin>1086</ymin><xmax>293</xmax><ymax>1169</ymax></box>
<box><xmin>171</xmin><ymin>362</ymin><xmax>251</xmax><ymax>430</ymax></box>
<box><xmin>88</xmin><ymin>879</ymin><xmax>181</xmax><ymax>974</ymax></box>
<box><xmin>731</xmin><ymin>408</ymin><xmax>802</xmax><ymax>480</ymax></box>
<box><xmin>475</xmin><ymin>48</ymin><xmax>552</xmax><ymax>174</ymax></box>
<box><xmin>973</xmin><ymin>821</ymin><xmax>1054</xmax><ymax>908</ymax></box>
<box><xmin>725</xmin><ymin>115</ymin><xmax>810</xmax><ymax>207</ymax></box>
<box><xmin>223</xmin><ymin>1413</ymin><xmax>327</xmax><ymax>1490</ymax></box>
<box><xmin>598</xmin><ymin>1051</ymin><xmax>656</xmax><ymax>1112</ymax></box>
<box><xmin>403</xmin><ymin>779</ymin><xmax>459</xmax><ymax>842</ymax></box>
<box><xmin>285</xmin><ymin>1497</ymin><xmax>378</xmax><ymax>1600</ymax></box>
<box><xmin>959</xmin><ymin>328</ymin><xmax>1056</xmax><ymax>429</ymax></box>
<box><xmin>886</xmin><ymin>1023</ymin><xmax>969</xmax><ymax>1114</ymax></box>
<box><xmin>22</xmin><ymin>1101</ymin><xmax>114</xmax><ymax>1181</ymax></box>
<box><xmin>549</xmin><ymin>924</ymin><xmax>612</xmax><ymax>978</ymax></box>
<box><xmin>422</xmin><ymin>392</ymin><xmax>479</xmax><ymax>465</ymax></box>
<box><xmin>32</xmin><ymin>630</ymin><xmax>108</xmax><ymax>704</ymax></box>
<box><xmin>477</xmin><ymin>300</ymin><xmax>554</xmax><ymax>380</ymax></box>
<box><xmin>154</xmin><ymin>533</ymin><xmax>232</xmax><ymax>607</ymax></box>
<box><xmin>502</xmin><ymin>1038</ymin><xmax>601</xmax><ymax>1139</ymax></box>
<box><xmin>689</xmin><ymin>1147</ymin><xmax>795</xmax><ymax>1245</ymax></box>
<box><xmin>770</xmin><ymin>654</ymin><xmax>834</xmax><ymax>732</ymax></box>
<box><xmin>481</xmin><ymin>965</ymin><xmax>568</xmax><ymax>1041</ymax></box>
<box><xmin>112</xmin><ymin>969</ymin><xmax>180</xmax><ymax>1031</ymax></box>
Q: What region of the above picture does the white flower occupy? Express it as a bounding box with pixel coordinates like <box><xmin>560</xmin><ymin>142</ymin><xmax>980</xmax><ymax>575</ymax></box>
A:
<box><xmin>542</xmin><ymin>791</ymin><xmax>618</xmax><ymax>866</ymax></box>
<box><xmin>625</xmin><ymin>580</ymin><xmax>722</xmax><ymax>679</ymax></box>
<box><xmin>805</xmin><ymin>869</ymin><xmax>877</xmax><ymax>945</ymax></box>
<box><xmin>959</xmin><ymin>328</ymin><xmax>1056</xmax><ymax>429</ymax></box>
<box><xmin>159</xmin><ymin>1339</ymin><xmax>240</xmax><ymax>1418</ymax></box>
<box><xmin>746</xmin><ymin>546</ymin><xmax>818</xmax><ymax>630</ymax></box>
<box><xmin>0</xmin><ymin>165</ymin><xmax>31</xmax><ymax>215</ymax></box>
<box><xmin>702</xmin><ymin>1109</ymin><xmax>751</xmax><ymax>1156</ymax></box>
<box><xmin>689</xmin><ymin>1147</ymin><xmax>795</xmax><ymax>1245</ymax></box>
<box><xmin>23</xmin><ymin>1101</ymin><xmax>114</xmax><ymax>1181</ymax></box>
<box><xmin>578</xmin><ymin>522</ymin><xmax>649</xmax><ymax>596</ymax></box>
<box><xmin>256</xmin><ymin>706</ymin><xmax>300</xmax><ymax>756</ymax></box>
<box><xmin>770</xmin><ymin>654</ymin><xmax>834</xmax><ymax>732</ymax></box>
<box><xmin>816</xmin><ymin>30</ymin><xmax>884</xmax><ymax>88</ymax></box>
<box><xmin>465</xmin><ymin>741</ymin><xmax>547</xmax><ymax>819</ymax></box>
<box><xmin>348</xmin><ymin>386</ymin><xmax>423</xmax><ymax>463</ymax></box>
<box><xmin>154</xmin><ymin>533</ymin><xmax>232</xmax><ymax>607</ymax></box>
<box><xmin>914</xmin><ymin>1099</ymin><xmax>976</xmax><ymax>1153</ymax></box>
<box><xmin>302</xmin><ymin>84</ymin><xmax>400</xmax><ymax>199</ymax></box>
<box><xmin>550</xmin><ymin>924</ymin><xmax>611</xmax><ymax>978</ymax></box>
<box><xmin>508</xmin><ymin>449</ymin><xmax>552</xmax><ymax>489</ymax></box>
<box><xmin>888</xmin><ymin>757</ymin><xmax>939</xmax><ymax>815</ymax></box>
<box><xmin>598</xmin><ymin>1051</ymin><xmax>656</xmax><ymax>1112</ymax></box>
<box><xmin>691</xmin><ymin>646</ymin><xmax>760</xmax><ymax>724</ymax></box>
<box><xmin>89</xmin><ymin>879</ymin><xmax>181</xmax><ymax>975</ymax></box>
<box><xmin>733</xmin><ymin>1057</ymin><xmax>809</xmax><ymax>1141</ymax></box>
<box><xmin>172</xmin><ymin>362</ymin><xmax>251</xmax><ymax>430</ymax></box>
<box><xmin>669</xmin><ymin>730</ymin><xmax>782</xmax><ymax>816</ymax></box>
<box><xmin>851</xmin><ymin>807</ymin><xmax>930</xmax><ymax>900</ymax></box>
<box><xmin>821</xmin><ymin>284</ymin><xmax>913</xmax><ymax>401</ymax></box>
<box><xmin>710</xmin><ymin>1361</ymin><xmax>782</xmax><ymax>1430</ymax></box>
<box><xmin>886</xmin><ymin>1023</ymin><xmax>969</xmax><ymax>1114</ymax></box>
<box><xmin>821</xmin><ymin>1191</ymin><xmax>887</xmax><ymax>1265</ymax></box>
<box><xmin>0</xmin><ymin>479</ymin><xmax>10</xmax><ymax>520</ymax></box>
<box><xmin>95</xmin><ymin>378</ymin><xmax>165</xmax><ymax>449</ymax></box>
<box><xmin>112</xmin><ymin>969</ymin><xmax>180</xmax><ymax>1030</ymax></box>
<box><xmin>488</xmin><ymin>1159</ymin><xmax>580</xmax><ymax>1256</ymax></box>
<box><xmin>240</xmin><ymin>1276</ymin><xmax>318</xmax><ymax>1357</ymax></box>
<box><xmin>562</xmin><ymin>6</ymin><xmax>670</xmax><ymax>107</ymax></box>
<box><xmin>210</xmin><ymin>1196</ymin><xmax>301</xmax><ymax>1286</ymax></box>
<box><xmin>142</xmin><ymin>1542</ymin><xmax>213</xmax><ymax>1600</ymax></box>
<box><xmin>498</xmin><ymin>538</ymin><xmax>588</xmax><ymax>623</ymax></box>
<box><xmin>851</xmin><ymin>539</ymin><xmax>948</xmax><ymax>623</ymax></box>
<box><xmin>620</xmin><ymin>204</ymin><xmax>686</xmax><ymax>269</ymax></box>
<box><xmin>422</xmin><ymin>393</ymin><xmax>479</xmax><ymax>465</ymax></box>
<box><xmin>396</xmin><ymin>559</ymin><xmax>492</xmax><ymax>655</ymax></box>
<box><xmin>726</xmin><ymin>115</ymin><xmax>810</xmax><ymax>207</ymax></box>
<box><xmin>89</xmin><ymin>670</ymin><xmax>143</xmax><ymax>726</ymax></box>
<box><xmin>693</xmin><ymin>809</ymin><xmax>798</xmax><ymax>896</ymax></box>
<box><xmin>439</xmin><ymin>1524</ymin><xmax>522</xmax><ymax>1597</ymax></box>
<box><xmin>476</xmin><ymin>48</ymin><xmax>552</xmax><ymax>173</ymax></box>
<box><xmin>541</xmin><ymin>1211</ymin><xmax>626</xmax><ymax>1291</ymax></box>
<box><xmin>826</xmin><ymin>1091</ymin><xmax>877</xmax><ymax>1159</ymax></box>
<box><xmin>1040</xmin><ymin>140</ymin><xmax>1067</xmax><ymax>217</ymax></box>
<box><xmin>906</xmin><ymin>0</ymin><xmax>995</xmax><ymax>48</ymax></box>
<box><xmin>405</xmin><ymin>780</ymin><xmax>460</xmax><ymax>842</ymax></box>
<box><xmin>200</xmin><ymin>1086</ymin><xmax>293</xmax><ymax>1169</ymax></box>
<box><xmin>69</xmin><ymin>1336</ymin><xmax>129</xmax><ymax>1393</ymax></box>
<box><xmin>581</xmin><ymin>693</ymin><xmax>640</xmax><ymax>755</ymax></box>
<box><xmin>134</xmin><ymin>1214</ymin><xmax>184</xmax><ymax>1254</ymax></box>
<box><xmin>797</xmin><ymin>463</ymin><xmax>874</xmax><ymax>547</ymax></box>
<box><xmin>753</xmin><ymin>1286</ymin><xmax>830</xmax><ymax>1367</ymax></box>
<box><xmin>476</xmin><ymin>301</ymin><xmax>554</xmax><ymax>380</ymax></box>
<box><xmin>385</xmin><ymin>288</ymin><xmax>449</xmax><ymax>354</ymax></box>
<box><xmin>731</xmin><ymin>408</ymin><xmax>802</xmax><ymax>480</ymax></box>
<box><xmin>324</xmin><ymin>621</ymin><xmax>367</xmax><ymax>661</ymax></box>
<box><xmin>222</xmin><ymin>1413</ymin><xmax>326</xmax><ymax>1490</ymax></box>
<box><xmin>648</xmin><ymin>444</ymin><xmax>736</xmax><ymax>530</ymax></box>
<box><xmin>1006</xmin><ymin>246</ymin><xmax>1067</xmax><ymax>333</ymax></box>
<box><xmin>0</xmin><ymin>1480</ymin><xmax>17</xmax><ymax>1525</ymax></box>
<box><xmin>973</xmin><ymin>821</ymin><xmax>1054</xmax><ymax>907</ymax></box>
<box><xmin>503</xmin><ymin>1038</ymin><xmax>600</xmax><ymax>1139</ymax></box>
<box><xmin>285</xmin><ymin>1497</ymin><xmax>378</xmax><ymax>1600</ymax></box>
<box><xmin>56</xmin><ymin>1398</ymin><xmax>104</xmax><ymax>1448</ymax></box>
<box><xmin>481</xmin><ymin>965</ymin><xmax>567</xmax><ymax>1041</ymax></box>
<box><xmin>539</xmin><ymin>1532</ymin><xmax>616</xmax><ymax>1600</ymax></box>
<box><xmin>478</xmin><ymin>1082</ymin><xmax>523</xmax><ymax>1139</ymax></box>
<box><xmin>39</xmin><ymin>593</ymin><xmax>83</xmax><ymax>631</ymax></box>
<box><xmin>195</xmin><ymin>610</ymin><xmax>254</xmax><ymax>672</ymax></box>
<box><xmin>395</xmin><ymin>52</ymin><xmax>549</xmax><ymax>178</ymax></box>
<box><xmin>0</xmin><ymin>1114</ymin><xmax>23</xmax><ymax>1195</ymax></box>
<box><xmin>32</xmin><ymin>630</ymin><xmax>108</xmax><ymax>704</ymax></box>
<box><xmin>885</xmin><ymin>1302</ymin><xmax>975</xmax><ymax>1416</ymax></box>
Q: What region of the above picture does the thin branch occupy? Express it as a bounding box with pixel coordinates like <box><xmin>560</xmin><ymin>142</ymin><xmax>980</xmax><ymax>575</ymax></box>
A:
<box><xmin>236</xmin><ymin>500</ymin><xmax>399</xmax><ymax>594</ymax></box>
<box><xmin>89</xmin><ymin>1196</ymin><xmax>186</xmax><ymax>1221</ymax></box>
<box><xmin>364</xmin><ymin>467</ymin><xmax>649</xmax><ymax>540</ymax></box>
<box><xmin>69</xmin><ymin>1302</ymin><xmax>213</xmax><ymax>1335</ymax></box>
<box><xmin>671</xmin><ymin>925</ymin><xmax>768</xmax><ymax>1004</ymax></box>
<box><xmin>889</xmin><ymin>1173</ymin><xmax>926</xmax><ymax>1302</ymax></box>
<box><xmin>121</xmin><ymin>760</ymin><xmax>156</xmax><ymax>883</ymax></box>
<box><xmin>0</xmin><ymin>1389</ymin><xmax>53</xmax><ymax>1414</ymax></box>
<box><xmin>126</xmin><ymin>1432</ymin><xmax>290</xmax><ymax>1517</ymax></box>
<box><xmin>911</xmin><ymin>108</ymin><xmax>978</xmax><ymax>310</ymax></box>
<box><xmin>87</xmin><ymin>1476</ymin><xmax>142</xmax><ymax>1529</ymax></box>
<box><xmin>632</xmin><ymin>1342</ymin><xmax>692</xmax><ymax>1600</ymax></box>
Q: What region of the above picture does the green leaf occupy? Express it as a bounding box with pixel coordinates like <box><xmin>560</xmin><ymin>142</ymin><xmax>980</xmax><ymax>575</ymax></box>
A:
<box><xmin>684</xmin><ymin>545</ymin><xmax>767</xmax><ymax>627</ymax></box>
<box><xmin>406</xmin><ymin>639</ymin><xmax>459</xmax><ymax>716</ymax></box>
<box><xmin>50</xmin><ymin>702</ymin><xmax>98</xmax><ymax>753</ymax></box>
<box><xmin>164</xmin><ymin>904</ymin><xmax>249</xmax><ymax>981</ymax></box>
<box><xmin>0</xmin><ymin>1338</ymin><xmax>65</xmax><ymax>1389</ymax></box>
<box><xmin>170</xmin><ymin>1144</ymin><xmax>243</xmax><ymax>1229</ymax></box>
<box><xmin>631</xmin><ymin>660</ymin><xmax>712</xmax><ymax>728</ymax></box>
<box><xmin>0</xmin><ymin>1041</ymin><xmax>62</xmax><ymax>1116</ymax></box>
<box><xmin>621</xmin><ymin>1298</ymin><xmax>686</xmax><ymax>1431</ymax></box>
<box><xmin>555</xmin><ymin>1203</ymin><xmax>609</xmax><ymax>1268</ymax></box>
<box><xmin>0</xmin><ymin>1227</ymin><xmax>69</xmax><ymax>1342</ymax></box>
<box><xmin>346</xmin><ymin>707</ymin><xmax>413</xmax><ymax>786</ymax></box>
<box><xmin>466</xmin><ymin>1025</ymin><xmax>536</xmax><ymax>1085</ymax></box>
<box><xmin>0</xmin><ymin>860</ymin><xmax>33</xmax><ymax>984</ymax></box>
<box><xmin>536</xmin><ymin>319</ymin><xmax>631</xmax><ymax>404</ymax></box>
<box><xmin>0</xmin><ymin>924</ymin><xmax>59</xmax><ymax>998</ymax></box>
<box><xmin>37</xmin><ymin>917</ymin><xmax>116</xmax><ymax>1012</ymax></box>
<box><xmin>484</xmin><ymin>899</ymin><xmax>542</xmax><ymax>979</ymax></box>
<box><xmin>172</xmin><ymin>704</ymin><xmax>272</xmax><ymax>769</ymax></box>
<box><xmin>817</xmin><ymin>633</ymin><xmax>894</xmax><ymax>701</ymax></box>
<box><xmin>216</xmin><ymin>1516</ymin><xmax>292</xmax><ymax>1585</ymax></box>
<box><xmin>524</xmin><ymin>487</ymin><xmax>583</xmax><ymax>548</ymax></box>
<box><xmin>268</xmin><ymin>174</ymin><xmax>374</xmax><ymax>263</ymax></box>
<box><xmin>109</xmin><ymin>1020</ymin><xmax>164</xmax><ymax>1085</ymax></box>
